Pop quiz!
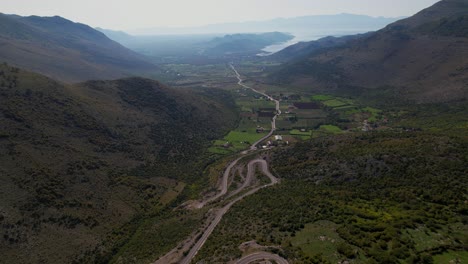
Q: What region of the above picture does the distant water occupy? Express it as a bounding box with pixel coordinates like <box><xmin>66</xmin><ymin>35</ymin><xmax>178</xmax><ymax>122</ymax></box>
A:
<box><xmin>258</xmin><ymin>28</ymin><xmax>377</xmax><ymax>56</ymax></box>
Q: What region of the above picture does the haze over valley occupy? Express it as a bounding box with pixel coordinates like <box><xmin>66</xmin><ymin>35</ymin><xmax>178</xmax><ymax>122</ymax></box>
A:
<box><xmin>0</xmin><ymin>1</ymin><xmax>467</xmax><ymax>263</ymax></box>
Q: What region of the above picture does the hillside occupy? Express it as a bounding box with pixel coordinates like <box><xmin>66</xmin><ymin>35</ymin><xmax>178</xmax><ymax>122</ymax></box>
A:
<box><xmin>196</xmin><ymin>130</ymin><xmax>468</xmax><ymax>263</ymax></box>
<box><xmin>202</xmin><ymin>32</ymin><xmax>293</xmax><ymax>56</ymax></box>
<box><xmin>0</xmin><ymin>14</ymin><xmax>157</xmax><ymax>82</ymax></box>
<box><xmin>267</xmin><ymin>33</ymin><xmax>370</xmax><ymax>62</ymax></box>
<box><xmin>272</xmin><ymin>0</ymin><xmax>468</xmax><ymax>103</ymax></box>
<box><xmin>0</xmin><ymin>63</ymin><xmax>238</xmax><ymax>263</ymax></box>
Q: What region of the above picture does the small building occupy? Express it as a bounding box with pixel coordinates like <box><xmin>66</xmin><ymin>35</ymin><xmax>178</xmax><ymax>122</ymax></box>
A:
<box><xmin>274</xmin><ymin>135</ymin><xmax>283</xmax><ymax>141</ymax></box>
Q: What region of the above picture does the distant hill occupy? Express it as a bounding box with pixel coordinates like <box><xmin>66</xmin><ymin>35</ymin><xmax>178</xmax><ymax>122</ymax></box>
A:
<box><xmin>0</xmin><ymin>63</ymin><xmax>238</xmax><ymax>263</ymax></box>
<box><xmin>98</xmin><ymin>29</ymin><xmax>292</xmax><ymax>64</ymax></box>
<box><xmin>130</xmin><ymin>13</ymin><xmax>402</xmax><ymax>35</ymax></box>
<box><xmin>267</xmin><ymin>33</ymin><xmax>370</xmax><ymax>62</ymax></box>
<box><xmin>272</xmin><ymin>0</ymin><xmax>468</xmax><ymax>103</ymax></box>
<box><xmin>202</xmin><ymin>32</ymin><xmax>293</xmax><ymax>56</ymax></box>
<box><xmin>0</xmin><ymin>14</ymin><xmax>157</xmax><ymax>82</ymax></box>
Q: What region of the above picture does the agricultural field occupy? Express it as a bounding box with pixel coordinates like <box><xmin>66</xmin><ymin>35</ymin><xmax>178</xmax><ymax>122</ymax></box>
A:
<box><xmin>310</xmin><ymin>94</ymin><xmax>385</xmax><ymax>127</ymax></box>
<box><xmin>160</xmin><ymin>63</ymin><xmax>240</xmax><ymax>90</ymax></box>
<box><xmin>319</xmin><ymin>125</ymin><xmax>343</xmax><ymax>134</ymax></box>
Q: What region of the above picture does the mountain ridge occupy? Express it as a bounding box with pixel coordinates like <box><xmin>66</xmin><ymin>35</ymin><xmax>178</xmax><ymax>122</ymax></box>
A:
<box><xmin>0</xmin><ymin>13</ymin><xmax>157</xmax><ymax>82</ymax></box>
<box><xmin>129</xmin><ymin>13</ymin><xmax>403</xmax><ymax>35</ymax></box>
<box><xmin>0</xmin><ymin>63</ymin><xmax>238</xmax><ymax>263</ymax></box>
<box><xmin>271</xmin><ymin>0</ymin><xmax>468</xmax><ymax>103</ymax></box>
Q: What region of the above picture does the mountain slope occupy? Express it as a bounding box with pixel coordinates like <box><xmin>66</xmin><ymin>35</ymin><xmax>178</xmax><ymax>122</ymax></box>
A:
<box><xmin>0</xmin><ymin>63</ymin><xmax>238</xmax><ymax>263</ymax></box>
<box><xmin>273</xmin><ymin>0</ymin><xmax>468</xmax><ymax>103</ymax></box>
<box><xmin>202</xmin><ymin>32</ymin><xmax>293</xmax><ymax>56</ymax></box>
<box><xmin>267</xmin><ymin>33</ymin><xmax>370</xmax><ymax>62</ymax></box>
<box><xmin>0</xmin><ymin>14</ymin><xmax>157</xmax><ymax>82</ymax></box>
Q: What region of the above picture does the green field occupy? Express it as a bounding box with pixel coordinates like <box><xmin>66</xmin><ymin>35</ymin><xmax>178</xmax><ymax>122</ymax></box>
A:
<box><xmin>225</xmin><ymin>131</ymin><xmax>265</xmax><ymax>143</ymax></box>
<box><xmin>312</xmin><ymin>94</ymin><xmax>335</xmax><ymax>101</ymax></box>
<box><xmin>237</xmin><ymin>98</ymin><xmax>276</xmax><ymax>112</ymax></box>
<box><xmin>209</xmin><ymin>130</ymin><xmax>268</xmax><ymax>153</ymax></box>
<box><xmin>322</xmin><ymin>99</ymin><xmax>350</xmax><ymax>108</ymax></box>
<box><xmin>290</xmin><ymin>129</ymin><xmax>312</xmax><ymax>136</ymax></box>
<box><xmin>290</xmin><ymin>129</ymin><xmax>313</xmax><ymax>140</ymax></box>
<box><xmin>320</xmin><ymin>125</ymin><xmax>343</xmax><ymax>134</ymax></box>
<box><xmin>362</xmin><ymin>107</ymin><xmax>382</xmax><ymax>122</ymax></box>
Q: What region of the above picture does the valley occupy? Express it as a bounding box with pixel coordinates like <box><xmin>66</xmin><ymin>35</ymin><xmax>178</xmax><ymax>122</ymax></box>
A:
<box><xmin>0</xmin><ymin>1</ymin><xmax>467</xmax><ymax>264</ymax></box>
<box><xmin>154</xmin><ymin>65</ymin><xmax>284</xmax><ymax>264</ymax></box>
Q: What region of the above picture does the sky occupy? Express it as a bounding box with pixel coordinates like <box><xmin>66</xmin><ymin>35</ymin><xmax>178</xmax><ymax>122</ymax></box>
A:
<box><xmin>0</xmin><ymin>0</ymin><xmax>440</xmax><ymax>30</ymax></box>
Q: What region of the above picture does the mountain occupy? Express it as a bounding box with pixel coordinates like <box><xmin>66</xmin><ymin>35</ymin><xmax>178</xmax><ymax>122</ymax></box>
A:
<box><xmin>267</xmin><ymin>33</ymin><xmax>371</xmax><ymax>62</ymax></box>
<box><xmin>0</xmin><ymin>14</ymin><xmax>157</xmax><ymax>82</ymax></box>
<box><xmin>201</xmin><ymin>32</ymin><xmax>293</xmax><ymax>56</ymax></box>
<box><xmin>273</xmin><ymin>0</ymin><xmax>468</xmax><ymax>103</ymax></box>
<box><xmin>0</xmin><ymin>63</ymin><xmax>238</xmax><ymax>263</ymax></box>
<box><xmin>97</xmin><ymin>29</ymin><xmax>292</xmax><ymax>64</ymax></box>
<box><xmin>130</xmin><ymin>14</ymin><xmax>402</xmax><ymax>36</ymax></box>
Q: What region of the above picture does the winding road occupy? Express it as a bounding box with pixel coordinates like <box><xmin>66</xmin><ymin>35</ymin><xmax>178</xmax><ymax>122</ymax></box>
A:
<box><xmin>154</xmin><ymin>65</ymin><xmax>287</xmax><ymax>264</ymax></box>
<box><xmin>180</xmin><ymin>159</ymin><xmax>279</xmax><ymax>264</ymax></box>
<box><xmin>197</xmin><ymin>64</ymin><xmax>281</xmax><ymax>208</ymax></box>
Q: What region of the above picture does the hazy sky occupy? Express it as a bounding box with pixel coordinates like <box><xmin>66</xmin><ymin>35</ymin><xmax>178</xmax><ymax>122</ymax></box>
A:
<box><xmin>1</xmin><ymin>0</ymin><xmax>440</xmax><ymax>30</ymax></box>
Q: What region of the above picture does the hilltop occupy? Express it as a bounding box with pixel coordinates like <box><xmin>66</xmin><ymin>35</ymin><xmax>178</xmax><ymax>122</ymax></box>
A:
<box><xmin>0</xmin><ymin>14</ymin><xmax>157</xmax><ymax>82</ymax></box>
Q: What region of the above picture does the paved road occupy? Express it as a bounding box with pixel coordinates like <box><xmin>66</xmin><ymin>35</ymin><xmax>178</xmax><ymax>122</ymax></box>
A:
<box><xmin>180</xmin><ymin>159</ymin><xmax>279</xmax><ymax>264</ymax></box>
<box><xmin>230</xmin><ymin>64</ymin><xmax>281</xmax><ymax>149</ymax></box>
<box><xmin>237</xmin><ymin>251</ymin><xmax>289</xmax><ymax>264</ymax></box>
<box><xmin>155</xmin><ymin>66</ymin><xmax>284</xmax><ymax>264</ymax></box>
<box><xmin>197</xmin><ymin>65</ymin><xmax>281</xmax><ymax>208</ymax></box>
<box><xmin>197</xmin><ymin>156</ymin><xmax>243</xmax><ymax>208</ymax></box>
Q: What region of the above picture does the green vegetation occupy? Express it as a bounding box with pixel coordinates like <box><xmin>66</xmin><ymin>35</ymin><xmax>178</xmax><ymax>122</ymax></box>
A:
<box><xmin>0</xmin><ymin>64</ymin><xmax>239</xmax><ymax>263</ymax></box>
<box><xmin>319</xmin><ymin>125</ymin><xmax>343</xmax><ymax>134</ymax></box>
<box><xmin>322</xmin><ymin>99</ymin><xmax>350</xmax><ymax>108</ymax></box>
<box><xmin>433</xmin><ymin>250</ymin><xmax>468</xmax><ymax>263</ymax></box>
<box><xmin>196</xmin><ymin>129</ymin><xmax>468</xmax><ymax>263</ymax></box>
<box><xmin>292</xmin><ymin>221</ymin><xmax>347</xmax><ymax>263</ymax></box>
<box><xmin>311</xmin><ymin>94</ymin><xmax>334</xmax><ymax>101</ymax></box>
<box><xmin>225</xmin><ymin>131</ymin><xmax>266</xmax><ymax>144</ymax></box>
<box><xmin>290</xmin><ymin>129</ymin><xmax>312</xmax><ymax>136</ymax></box>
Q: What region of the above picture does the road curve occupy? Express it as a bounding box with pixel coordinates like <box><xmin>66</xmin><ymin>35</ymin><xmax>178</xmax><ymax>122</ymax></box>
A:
<box><xmin>237</xmin><ymin>251</ymin><xmax>289</xmax><ymax>264</ymax></box>
<box><xmin>198</xmin><ymin>65</ymin><xmax>281</xmax><ymax>208</ymax></box>
<box><xmin>197</xmin><ymin>156</ymin><xmax>243</xmax><ymax>208</ymax></box>
<box><xmin>179</xmin><ymin>159</ymin><xmax>279</xmax><ymax>264</ymax></box>
<box><xmin>155</xmin><ymin>66</ymin><xmax>283</xmax><ymax>264</ymax></box>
